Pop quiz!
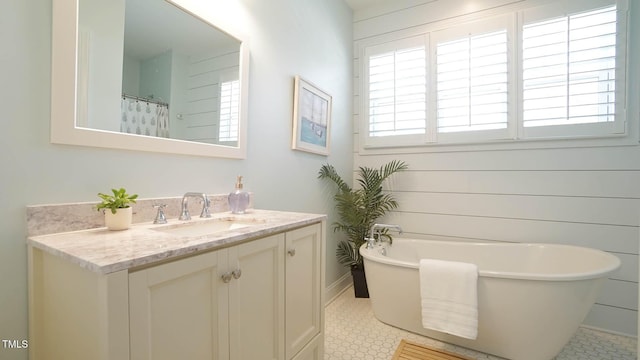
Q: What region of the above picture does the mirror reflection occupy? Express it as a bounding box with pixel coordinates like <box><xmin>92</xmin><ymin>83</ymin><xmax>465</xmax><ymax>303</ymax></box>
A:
<box><xmin>77</xmin><ymin>0</ymin><xmax>242</xmax><ymax>147</ymax></box>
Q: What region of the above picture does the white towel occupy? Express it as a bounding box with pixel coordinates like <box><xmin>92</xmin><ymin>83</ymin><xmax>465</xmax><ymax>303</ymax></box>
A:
<box><xmin>419</xmin><ymin>259</ymin><xmax>478</xmax><ymax>340</ymax></box>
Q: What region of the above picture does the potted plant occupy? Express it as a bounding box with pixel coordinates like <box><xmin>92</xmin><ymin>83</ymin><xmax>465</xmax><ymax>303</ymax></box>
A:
<box><xmin>318</xmin><ymin>160</ymin><xmax>408</xmax><ymax>297</ymax></box>
<box><xmin>96</xmin><ymin>188</ymin><xmax>138</xmax><ymax>230</ymax></box>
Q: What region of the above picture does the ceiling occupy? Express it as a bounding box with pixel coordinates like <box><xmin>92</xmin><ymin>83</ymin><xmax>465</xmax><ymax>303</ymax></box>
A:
<box><xmin>344</xmin><ymin>0</ymin><xmax>390</xmax><ymax>10</ymax></box>
<box><xmin>122</xmin><ymin>0</ymin><xmax>389</xmax><ymax>62</ymax></box>
<box><xmin>123</xmin><ymin>0</ymin><xmax>239</xmax><ymax>61</ymax></box>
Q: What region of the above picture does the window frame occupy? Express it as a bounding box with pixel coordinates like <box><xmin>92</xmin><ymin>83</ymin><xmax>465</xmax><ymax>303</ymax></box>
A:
<box><xmin>360</xmin><ymin>35</ymin><xmax>430</xmax><ymax>148</ymax></box>
<box><xmin>517</xmin><ymin>0</ymin><xmax>627</xmax><ymax>140</ymax></box>
<box><xmin>218</xmin><ymin>70</ymin><xmax>240</xmax><ymax>143</ymax></box>
<box><xmin>358</xmin><ymin>0</ymin><xmax>628</xmax><ymax>150</ymax></box>
<box><xmin>430</xmin><ymin>14</ymin><xmax>517</xmax><ymax>144</ymax></box>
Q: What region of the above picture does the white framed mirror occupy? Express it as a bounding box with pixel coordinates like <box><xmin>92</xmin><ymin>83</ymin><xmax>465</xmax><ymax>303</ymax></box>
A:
<box><xmin>51</xmin><ymin>0</ymin><xmax>250</xmax><ymax>158</ymax></box>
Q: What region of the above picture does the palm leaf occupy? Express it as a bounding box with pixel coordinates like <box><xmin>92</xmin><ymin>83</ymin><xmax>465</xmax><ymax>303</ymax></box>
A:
<box><xmin>318</xmin><ymin>164</ymin><xmax>350</xmax><ymax>192</ymax></box>
<box><xmin>336</xmin><ymin>240</ymin><xmax>358</xmax><ymax>267</ymax></box>
<box><xmin>318</xmin><ymin>160</ymin><xmax>408</xmax><ymax>267</ymax></box>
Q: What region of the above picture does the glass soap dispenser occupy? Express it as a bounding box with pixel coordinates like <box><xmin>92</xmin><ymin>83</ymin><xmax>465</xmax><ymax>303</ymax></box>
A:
<box><xmin>228</xmin><ymin>175</ymin><xmax>250</xmax><ymax>214</ymax></box>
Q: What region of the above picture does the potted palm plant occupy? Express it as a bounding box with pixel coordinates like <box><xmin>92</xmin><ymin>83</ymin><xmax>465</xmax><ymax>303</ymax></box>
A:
<box><xmin>96</xmin><ymin>188</ymin><xmax>138</xmax><ymax>230</ymax></box>
<box><xmin>318</xmin><ymin>160</ymin><xmax>408</xmax><ymax>297</ymax></box>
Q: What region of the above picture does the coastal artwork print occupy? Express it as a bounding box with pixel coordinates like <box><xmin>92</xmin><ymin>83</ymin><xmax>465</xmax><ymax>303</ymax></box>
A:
<box><xmin>292</xmin><ymin>76</ymin><xmax>332</xmax><ymax>155</ymax></box>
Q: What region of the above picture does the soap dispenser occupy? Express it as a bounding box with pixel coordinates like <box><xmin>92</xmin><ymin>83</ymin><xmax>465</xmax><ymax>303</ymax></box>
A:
<box><xmin>228</xmin><ymin>175</ymin><xmax>250</xmax><ymax>214</ymax></box>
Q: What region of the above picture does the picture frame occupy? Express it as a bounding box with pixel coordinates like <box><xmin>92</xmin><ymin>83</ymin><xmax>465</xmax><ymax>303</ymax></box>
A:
<box><xmin>292</xmin><ymin>76</ymin><xmax>332</xmax><ymax>155</ymax></box>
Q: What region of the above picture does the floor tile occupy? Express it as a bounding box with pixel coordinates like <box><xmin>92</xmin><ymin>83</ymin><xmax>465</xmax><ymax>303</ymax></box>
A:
<box><xmin>325</xmin><ymin>286</ymin><xmax>637</xmax><ymax>360</ymax></box>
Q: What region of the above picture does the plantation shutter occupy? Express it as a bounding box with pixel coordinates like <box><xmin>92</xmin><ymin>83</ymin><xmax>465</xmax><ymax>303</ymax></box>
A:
<box><xmin>219</xmin><ymin>79</ymin><xmax>240</xmax><ymax>142</ymax></box>
<box><xmin>367</xmin><ymin>42</ymin><xmax>427</xmax><ymax>138</ymax></box>
<box><xmin>522</xmin><ymin>5</ymin><xmax>617</xmax><ymax>128</ymax></box>
<box><xmin>436</xmin><ymin>29</ymin><xmax>509</xmax><ymax>133</ymax></box>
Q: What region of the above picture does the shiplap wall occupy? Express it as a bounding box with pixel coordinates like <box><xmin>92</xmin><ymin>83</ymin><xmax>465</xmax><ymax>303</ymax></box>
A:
<box><xmin>352</xmin><ymin>0</ymin><xmax>639</xmax><ymax>335</ymax></box>
<box><xmin>182</xmin><ymin>48</ymin><xmax>240</xmax><ymax>143</ymax></box>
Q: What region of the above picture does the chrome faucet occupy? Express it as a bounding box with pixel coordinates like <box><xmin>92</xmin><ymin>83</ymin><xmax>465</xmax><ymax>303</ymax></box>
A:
<box><xmin>365</xmin><ymin>223</ymin><xmax>403</xmax><ymax>249</ymax></box>
<box><xmin>153</xmin><ymin>204</ymin><xmax>168</xmax><ymax>224</ymax></box>
<box><xmin>179</xmin><ymin>192</ymin><xmax>212</xmax><ymax>220</ymax></box>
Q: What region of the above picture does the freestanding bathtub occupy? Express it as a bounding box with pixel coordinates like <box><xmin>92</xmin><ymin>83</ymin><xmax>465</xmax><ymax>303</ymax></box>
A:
<box><xmin>360</xmin><ymin>239</ymin><xmax>621</xmax><ymax>360</ymax></box>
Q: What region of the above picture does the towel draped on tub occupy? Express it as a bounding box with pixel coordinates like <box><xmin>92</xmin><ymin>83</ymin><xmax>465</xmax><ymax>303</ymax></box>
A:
<box><xmin>419</xmin><ymin>258</ymin><xmax>479</xmax><ymax>340</ymax></box>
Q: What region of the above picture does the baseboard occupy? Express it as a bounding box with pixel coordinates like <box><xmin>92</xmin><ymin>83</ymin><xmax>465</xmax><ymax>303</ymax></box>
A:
<box><xmin>324</xmin><ymin>272</ymin><xmax>352</xmax><ymax>306</ymax></box>
<box><xmin>580</xmin><ymin>324</ymin><xmax>638</xmax><ymax>339</ymax></box>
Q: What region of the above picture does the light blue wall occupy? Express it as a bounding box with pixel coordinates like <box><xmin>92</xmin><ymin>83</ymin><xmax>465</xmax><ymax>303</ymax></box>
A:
<box><xmin>0</xmin><ymin>1</ymin><xmax>353</xmax><ymax>359</ymax></box>
<box><xmin>140</xmin><ymin>51</ymin><xmax>172</xmax><ymax>101</ymax></box>
<box><xmin>122</xmin><ymin>54</ymin><xmax>141</xmax><ymax>95</ymax></box>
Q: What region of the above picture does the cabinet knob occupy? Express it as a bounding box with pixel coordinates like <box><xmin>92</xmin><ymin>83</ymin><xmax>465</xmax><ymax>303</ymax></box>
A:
<box><xmin>232</xmin><ymin>269</ymin><xmax>242</xmax><ymax>279</ymax></box>
<box><xmin>287</xmin><ymin>248</ymin><xmax>296</xmax><ymax>257</ymax></box>
<box><xmin>221</xmin><ymin>272</ymin><xmax>233</xmax><ymax>283</ymax></box>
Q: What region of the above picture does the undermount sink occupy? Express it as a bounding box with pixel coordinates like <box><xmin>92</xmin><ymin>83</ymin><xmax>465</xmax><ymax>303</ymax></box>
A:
<box><xmin>153</xmin><ymin>218</ymin><xmax>264</xmax><ymax>238</ymax></box>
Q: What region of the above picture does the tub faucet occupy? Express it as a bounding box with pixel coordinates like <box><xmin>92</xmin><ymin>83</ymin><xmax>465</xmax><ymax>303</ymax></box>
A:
<box><xmin>179</xmin><ymin>192</ymin><xmax>212</xmax><ymax>220</ymax></box>
<box><xmin>365</xmin><ymin>223</ymin><xmax>403</xmax><ymax>249</ymax></box>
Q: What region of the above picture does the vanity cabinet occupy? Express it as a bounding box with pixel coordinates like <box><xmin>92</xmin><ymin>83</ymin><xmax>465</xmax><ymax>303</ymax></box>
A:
<box><xmin>285</xmin><ymin>225</ymin><xmax>323</xmax><ymax>360</ymax></box>
<box><xmin>129</xmin><ymin>233</ymin><xmax>285</xmax><ymax>360</ymax></box>
<box><xmin>28</xmin><ymin>220</ymin><xmax>325</xmax><ymax>360</ymax></box>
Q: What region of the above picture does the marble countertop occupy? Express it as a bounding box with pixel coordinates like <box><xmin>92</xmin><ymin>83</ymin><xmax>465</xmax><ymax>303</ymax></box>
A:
<box><xmin>27</xmin><ymin>209</ymin><xmax>326</xmax><ymax>274</ymax></box>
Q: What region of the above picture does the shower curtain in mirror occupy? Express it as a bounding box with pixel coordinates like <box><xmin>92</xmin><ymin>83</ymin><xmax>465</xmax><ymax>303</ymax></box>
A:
<box><xmin>121</xmin><ymin>96</ymin><xmax>170</xmax><ymax>138</ymax></box>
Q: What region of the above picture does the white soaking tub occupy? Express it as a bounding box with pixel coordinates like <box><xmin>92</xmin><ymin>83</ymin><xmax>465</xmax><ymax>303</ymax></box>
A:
<box><xmin>360</xmin><ymin>239</ymin><xmax>620</xmax><ymax>360</ymax></box>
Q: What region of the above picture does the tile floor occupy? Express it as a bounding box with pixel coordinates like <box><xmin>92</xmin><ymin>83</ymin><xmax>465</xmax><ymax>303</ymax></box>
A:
<box><xmin>324</xmin><ymin>286</ymin><xmax>637</xmax><ymax>360</ymax></box>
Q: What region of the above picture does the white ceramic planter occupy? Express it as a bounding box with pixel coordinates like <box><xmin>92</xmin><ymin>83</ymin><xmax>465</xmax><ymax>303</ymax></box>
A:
<box><xmin>104</xmin><ymin>207</ymin><xmax>133</xmax><ymax>231</ymax></box>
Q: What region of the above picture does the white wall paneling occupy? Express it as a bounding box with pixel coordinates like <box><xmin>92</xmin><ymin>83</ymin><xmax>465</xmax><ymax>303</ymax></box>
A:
<box><xmin>352</xmin><ymin>0</ymin><xmax>640</xmax><ymax>336</ymax></box>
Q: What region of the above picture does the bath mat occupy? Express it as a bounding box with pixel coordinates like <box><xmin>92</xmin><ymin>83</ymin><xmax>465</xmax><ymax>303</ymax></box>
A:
<box><xmin>392</xmin><ymin>339</ymin><xmax>474</xmax><ymax>360</ymax></box>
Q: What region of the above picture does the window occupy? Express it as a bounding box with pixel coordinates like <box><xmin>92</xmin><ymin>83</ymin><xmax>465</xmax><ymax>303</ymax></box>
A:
<box><xmin>219</xmin><ymin>79</ymin><xmax>240</xmax><ymax>142</ymax></box>
<box><xmin>436</xmin><ymin>30</ymin><xmax>509</xmax><ymax>133</ymax></box>
<box><xmin>360</xmin><ymin>0</ymin><xmax>627</xmax><ymax>148</ymax></box>
<box><xmin>432</xmin><ymin>15</ymin><xmax>515</xmax><ymax>143</ymax></box>
<box><xmin>363</xmin><ymin>36</ymin><xmax>429</xmax><ymax>147</ymax></box>
<box><xmin>369</xmin><ymin>46</ymin><xmax>426</xmax><ymax>137</ymax></box>
<box><xmin>521</xmin><ymin>3</ymin><xmax>624</xmax><ymax>138</ymax></box>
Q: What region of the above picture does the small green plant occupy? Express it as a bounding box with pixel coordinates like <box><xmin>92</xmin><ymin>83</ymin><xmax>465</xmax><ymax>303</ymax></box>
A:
<box><xmin>96</xmin><ymin>188</ymin><xmax>138</xmax><ymax>214</ymax></box>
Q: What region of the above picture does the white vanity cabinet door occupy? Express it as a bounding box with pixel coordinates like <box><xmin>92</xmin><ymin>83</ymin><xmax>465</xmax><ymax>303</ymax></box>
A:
<box><xmin>290</xmin><ymin>335</ymin><xmax>323</xmax><ymax>360</ymax></box>
<box><xmin>129</xmin><ymin>250</ymin><xmax>225</xmax><ymax>360</ymax></box>
<box><xmin>128</xmin><ymin>232</ymin><xmax>286</xmax><ymax>360</ymax></box>
<box><xmin>285</xmin><ymin>223</ymin><xmax>323</xmax><ymax>360</ymax></box>
<box><xmin>228</xmin><ymin>233</ymin><xmax>285</xmax><ymax>360</ymax></box>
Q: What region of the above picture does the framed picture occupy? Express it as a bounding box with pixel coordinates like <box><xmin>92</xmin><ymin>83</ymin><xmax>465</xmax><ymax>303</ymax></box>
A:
<box><xmin>292</xmin><ymin>76</ymin><xmax>332</xmax><ymax>155</ymax></box>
